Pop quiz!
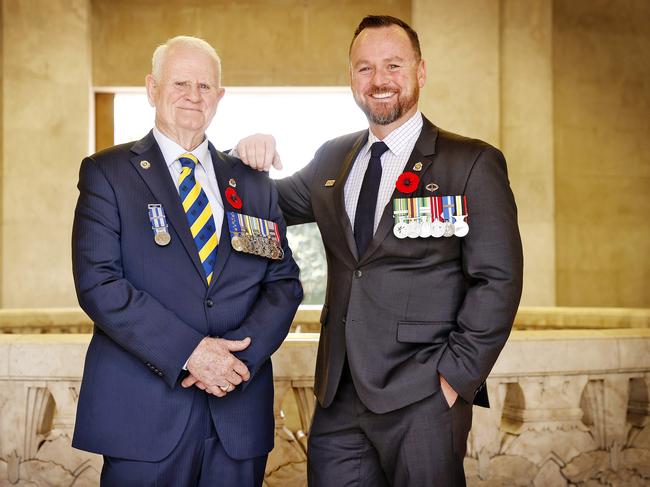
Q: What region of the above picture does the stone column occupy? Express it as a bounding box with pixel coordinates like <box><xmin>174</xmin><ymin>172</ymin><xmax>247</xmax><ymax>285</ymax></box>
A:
<box><xmin>501</xmin><ymin>0</ymin><xmax>555</xmax><ymax>305</ymax></box>
<box><xmin>1</xmin><ymin>0</ymin><xmax>91</xmax><ymax>307</ymax></box>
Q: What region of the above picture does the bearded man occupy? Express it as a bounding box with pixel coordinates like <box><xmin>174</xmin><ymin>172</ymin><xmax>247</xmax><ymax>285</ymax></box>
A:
<box><xmin>236</xmin><ymin>15</ymin><xmax>523</xmax><ymax>486</ymax></box>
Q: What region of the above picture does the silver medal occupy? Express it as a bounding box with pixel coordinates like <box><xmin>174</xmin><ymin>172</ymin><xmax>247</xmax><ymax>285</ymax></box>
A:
<box><xmin>419</xmin><ymin>218</ymin><xmax>432</xmax><ymax>238</ymax></box>
<box><xmin>454</xmin><ymin>215</ymin><xmax>469</xmax><ymax>237</ymax></box>
<box><xmin>431</xmin><ymin>219</ymin><xmax>445</xmax><ymax>238</ymax></box>
<box><xmin>443</xmin><ymin>221</ymin><xmax>455</xmax><ymax>237</ymax></box>
<box><xmin>393</xmin><ymin>222</ymin><xmax>409</xmax><ymax>239</ymax></box>
<box><xmin>407</xmin><ymin>220</ymin><xmax>420</xmax><ymax>239</ymax></box>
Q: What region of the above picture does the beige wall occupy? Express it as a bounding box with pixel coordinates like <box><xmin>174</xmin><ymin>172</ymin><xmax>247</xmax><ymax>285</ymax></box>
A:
<box><xmin>1</xmin><ymin>0</ymin><xmax>91</xmax><ymax>307</ymax></box>
<box><xmin>0</xmin><ymin>0</ymin><xmax>648</xmax><ymax>308</ymax></box>
<box><xmin>413</xmin><ymin>0</ymin><xmax>501</xmax><ymax>146</ymax></box>
<box><xmin>413</xmin><ymin>0</ymin><xmax>556</xmax><ymax>306</ymax></box>
<box><xmin>554</xmin><ymin>0</ymin><xmax>650</xmax><ymax>306</ymax></box>
<box><xmin>92</xmin><ymin>0</ymin><xmax>411</xmax><ymax>87</ymax></box>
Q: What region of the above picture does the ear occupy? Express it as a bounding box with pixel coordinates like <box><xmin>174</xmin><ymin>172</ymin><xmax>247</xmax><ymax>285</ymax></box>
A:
<box><xmin>417</xmin><ymin>59</ymin><xmax>426</xmax><ymax>88</ymax></box>
<box><xmin>144</xmin><ymin>74</ymin><xmax>157</xmax><ymax>107</ymax></box>
<box><xmin>215</xmin><ymin>87</ymin><xmax>226</xmax><ymax>103</ymax></box>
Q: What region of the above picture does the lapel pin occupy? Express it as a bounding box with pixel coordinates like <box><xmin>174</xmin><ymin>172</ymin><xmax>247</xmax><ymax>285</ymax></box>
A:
<box><xmin>140</xmin><ymin>160</ymin><xmax>151</xmax><ymax>169</ymax></box>
<box><xmin>425</xmin><ymin>183</ymin><xmax>439</xmax><ymax>193</ymax></box>
<box><xmin>413</xmin><ymin>162</ymin><xmax>423</xmax><ymax>172</ymax></box>
<box><xmin>229</xmin><ymin>178</ymin><xmax>237</xmax><ymax>188</ymax></box>
<box><xmin>324</xmin><ymin>179</ymin><xmax>336</xmax><ymax>187</ymax></box>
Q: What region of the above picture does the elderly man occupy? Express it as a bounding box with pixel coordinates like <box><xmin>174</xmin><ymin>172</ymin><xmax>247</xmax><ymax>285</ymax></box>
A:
<box><xmin>72</xmin><ymin>36</ymin><xmax>302</xmax><ymax>486</ymax></box>
<box><xmin>236</xmin><ymin>15</ymin><xmax>523</xmax><ymax>487</ymax></box>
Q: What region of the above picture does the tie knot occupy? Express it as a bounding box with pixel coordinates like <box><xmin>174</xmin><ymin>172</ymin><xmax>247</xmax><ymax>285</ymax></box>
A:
<box><xmin>370</xmin><ymin>141</ymin><xmax>389</xmax><ymax>159</ymax></box>
<box><xmin>178</xmin><ymin>153</ymin><xmax>199</xmax><ymax>169</ymax></box>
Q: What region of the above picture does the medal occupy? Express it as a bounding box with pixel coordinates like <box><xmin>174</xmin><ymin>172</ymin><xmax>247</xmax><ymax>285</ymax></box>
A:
<box><xmin>442</xmin><ymin>196</ymin><xmax>455</xmax><ymax>238</ymax></box>
<box><xmin>154</xmin><ymin>232</ymin><xmax>171</xmax><ymax>246</ymax></box>
<box><xmin>393</xmin><ymin>222</ymin><xmax>408</xmax><ymax>239</ymax></box>
<box><xmin>231</xmin><ymin>235</ymin><xmax>245</xmax><ymax>251</ymax></box>
<box><xmin>416</xmin><ymin>197</ymin><xmax>432</xmax><ymax>238</ymax></box>
<box><xmin>148</xmin><ymin>204</ymin><xmax>171</xmax><ymax>246</ymax></box>
<box><xmin>392</xmin><ymin>198</ymin><xmax>409</xmax><ymax>238</ymax></box>
<box><xmin>453</xmin><ymin>195</ymin><xmax>469</xmax><ymax>237</ymax></box>
<box><xmin>431</xmin><ymin>196</ymin><xmax>445</xmax><ymax>238</ymax></box>
<box><xmin>406</xmin><ymin>198</ymin><xmax>420</xmax><ymax>238</ymax></box>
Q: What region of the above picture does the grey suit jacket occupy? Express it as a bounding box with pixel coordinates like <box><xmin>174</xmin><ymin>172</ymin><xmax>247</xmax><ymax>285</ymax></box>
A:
<box><xmin>277</xmin><ymin>117</ymin><xmax>523</xmax><ymax>414</ymax></box>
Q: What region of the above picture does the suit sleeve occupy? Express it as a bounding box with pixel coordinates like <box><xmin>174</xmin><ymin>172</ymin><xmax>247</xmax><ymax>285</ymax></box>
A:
<box><xmin>437</xmin><ymin>146</ymin><xmax>523</xmax><ymax>403</ymax></box>
<box><xmin>274</xmin><ymin>143</ymin><xmax>331</xmax><ymax>225</ymax></box>
<box><xmin>220</xmin><ymin>178</ymin><xmax>303</xmax><ymax>387</ymax></box>
<box><xmin>72</xmin><ymin>156</ymin><xmax>204</xmax><ymax>388</ymax></box>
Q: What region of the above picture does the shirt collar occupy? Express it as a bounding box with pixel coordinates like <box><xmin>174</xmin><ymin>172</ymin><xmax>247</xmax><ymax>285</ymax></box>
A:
<box><xmin>152</xmin><ymin>126</ymin><xmax>210</xmax><ymax>169</ymax></box>
<box><xmin>364</xmin><ymin>111</ymin><xmax>423</xmax><ymax>157</ymax></box>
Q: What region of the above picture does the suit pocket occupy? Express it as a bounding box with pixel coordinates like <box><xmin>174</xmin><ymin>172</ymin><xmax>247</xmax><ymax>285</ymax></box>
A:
<box><xmin>396</xmin><ymin>321</ymin><xmax>455</xmax><ymax>343</ymax></box>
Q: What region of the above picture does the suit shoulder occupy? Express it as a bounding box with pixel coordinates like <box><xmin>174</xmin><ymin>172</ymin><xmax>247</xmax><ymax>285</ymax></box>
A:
<box><xmin>83</xmin><ymin>142</ymin><xmax>136</xmax><ymax>174</ymax></box>
<box><xmin>321</xmin><ymin>129</ymin><xmax>367</xmax><ymax>151</ymax></box>
<box><xmin>436</xmin><ymin>128</ymin><xmax>504</xmax><ymax>160</ymax></box>
<box><xmin>214</xmin><ymin>149</ymin><xmax>272</xmax><ymax>185</ymax></box>
<box><xmin>85</xmin><ymin>141</ymin><xmax>138</xmax><ymax>166</ymax></box>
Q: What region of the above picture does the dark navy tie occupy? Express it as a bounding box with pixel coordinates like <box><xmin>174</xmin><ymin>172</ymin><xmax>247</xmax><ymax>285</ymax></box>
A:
<box><xmin>354</xmin><ymin>141</ymin><xmax>389</xmax><ymax>257</ymax></box>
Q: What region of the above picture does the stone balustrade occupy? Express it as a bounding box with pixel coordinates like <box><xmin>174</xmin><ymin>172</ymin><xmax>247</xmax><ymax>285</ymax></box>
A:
<box><xmin>1</xmin><ymin>306</ymin><xmax>649</xmax><ymax>335</ymax></box>
<box><xmin>0</xmin><ymin>310</ymin><xmax>649</xmax><ymax>486</ymax></box>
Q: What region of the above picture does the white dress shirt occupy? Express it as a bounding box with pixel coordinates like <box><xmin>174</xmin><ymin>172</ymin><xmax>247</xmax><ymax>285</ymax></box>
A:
<box><xmin>344</xmin><ymin>111</ymin><xmax>423</xmax><ymax>233</ymax></box>
<box><xmin>153</xmin><ymin>127</ymin><xmax>225</xmax><ymax>236</ymax></box>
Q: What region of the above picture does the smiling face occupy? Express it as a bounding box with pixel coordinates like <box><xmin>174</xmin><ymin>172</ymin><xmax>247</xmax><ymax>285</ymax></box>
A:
<box><xmin>349</xmin><ymin>25</ymin><xmax>426</xmax><ymax>136</ymax></box>
<box><xmin>145</xmin><ymin>44</ymin><xmax>224</xmax><ymax>145</ymax></box>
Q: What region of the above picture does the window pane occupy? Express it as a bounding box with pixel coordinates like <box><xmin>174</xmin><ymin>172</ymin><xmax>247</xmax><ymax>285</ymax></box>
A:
<box><xmin>112</xmin><ymin>87</ymin><xmax>366</xmax><ymax>304</ymax></box>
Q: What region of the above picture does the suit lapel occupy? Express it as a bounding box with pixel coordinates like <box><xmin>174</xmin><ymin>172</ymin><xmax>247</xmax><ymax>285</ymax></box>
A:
<box><xmin>359</xmin><ymin>118</ymin><xmax>439</xmax><ymax>264</ymax></box>
<box><xmin>206</xmin><ymin>144</ymin><xmax>236</xmax><ymax>290</ymax></box>
<box><xmin>130</xmin><ymin>132</ymin><xmax>206</xmax><ymax>282</ymax></box>
<box><xmin>333</xmin><ymin>132</ymin><xmax>368</xmax><ymax>261</ymax></box>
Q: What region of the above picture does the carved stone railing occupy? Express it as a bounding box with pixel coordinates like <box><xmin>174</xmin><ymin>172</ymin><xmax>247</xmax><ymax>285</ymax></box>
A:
<box><xmin>1</xmin><ymin>306</ymin><xmax>649</xmax><ymax>334</ymax></box>
<box><xmin>1</xmin><ymin>317</ymin><xmax>649</xmax><ymax>486</ymax></box>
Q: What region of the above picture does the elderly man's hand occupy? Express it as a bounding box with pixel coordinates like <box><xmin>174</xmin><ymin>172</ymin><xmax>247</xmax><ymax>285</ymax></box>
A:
<box><xmin>235</xmin><ymin>134</ymin><xmax>282</xmax><ymax>171</ymax></box>
<box><xmin>183</xmin><ymin>337</ymin><xmax>251</xmax><ymax>395</ymax></box>
<box><xmin>181</xmin><ymin>374</ymin><xmax>226</xmax><ymax>396</ymax></box>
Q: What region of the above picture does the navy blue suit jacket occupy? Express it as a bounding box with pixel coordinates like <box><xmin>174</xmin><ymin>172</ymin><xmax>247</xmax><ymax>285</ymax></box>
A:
<box><xmin>71</xmin><ymin>131</ymin><xmax>302</xmax><ymax>461</ymax></box>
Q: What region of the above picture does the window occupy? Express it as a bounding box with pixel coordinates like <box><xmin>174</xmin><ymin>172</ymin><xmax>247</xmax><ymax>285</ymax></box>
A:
<box><xmin>111</xmin><ymin>87</ymin><xmax>367</xmax><ymax>304</ymax></box>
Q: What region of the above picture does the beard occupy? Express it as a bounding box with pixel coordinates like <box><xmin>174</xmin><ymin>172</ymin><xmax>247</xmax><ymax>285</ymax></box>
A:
<box><xmin>355</xmin><ymin>85</ymin><xmax>419</xmax><ymax>126</ymax></box>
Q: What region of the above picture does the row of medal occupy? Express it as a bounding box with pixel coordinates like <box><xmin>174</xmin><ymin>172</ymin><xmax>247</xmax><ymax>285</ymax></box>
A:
<box><xmin>392</xmin><ymin>195</ymin><xmax>469</xmax><ymax>239</ymax></box>
<box><xmin>226</xmin><ymin>211</ymin><xmax>284</xmax><ymax>260</ymax></box>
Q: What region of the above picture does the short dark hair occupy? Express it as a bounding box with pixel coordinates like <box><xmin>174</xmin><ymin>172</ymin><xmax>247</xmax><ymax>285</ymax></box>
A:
<box><xmin>350</xmin><ymin>15</ymin><xmax>421</xmax><ymax>60</ymax></box>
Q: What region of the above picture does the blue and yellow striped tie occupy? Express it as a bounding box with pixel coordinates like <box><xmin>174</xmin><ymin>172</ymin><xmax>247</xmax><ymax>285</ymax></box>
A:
<box><xmin>178</xmin><ymin>153</ymin><xmax>218</xmax><ymax>285</ymax></box>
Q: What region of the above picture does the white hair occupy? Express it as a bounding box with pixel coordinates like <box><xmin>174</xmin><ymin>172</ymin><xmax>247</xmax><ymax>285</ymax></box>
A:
<box><xmin>151</xmin><ymin>35</ymin><xmax>222</xmax><ymax>83</ymax></box>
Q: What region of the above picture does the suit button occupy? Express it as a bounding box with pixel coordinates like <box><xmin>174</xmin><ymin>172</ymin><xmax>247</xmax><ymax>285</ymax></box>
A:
<box><xmin>354</xmin><ymin>270</ymin><xmax>362</xmax><ymax>278</ymax></box>
<box><xmin>206</xmin><ymin>299</ymin><xmax>214</xmax><ymax>308</ymax></box>
<box><xmin>341</xmin><ymin>316</ymin><xmax>346</xmax><ymax>324</ymax></box>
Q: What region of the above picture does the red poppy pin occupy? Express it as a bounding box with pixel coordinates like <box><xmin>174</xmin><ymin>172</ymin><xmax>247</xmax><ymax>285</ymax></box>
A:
<box><xmin>395</xmin><ymin>171</ymin><xmax>420</xmax><ymax>194</ymax></box>
<box><xmin>225</xmin><ymin>187</ymin><xmax>243</xmax><ymax>209</ymax></box>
